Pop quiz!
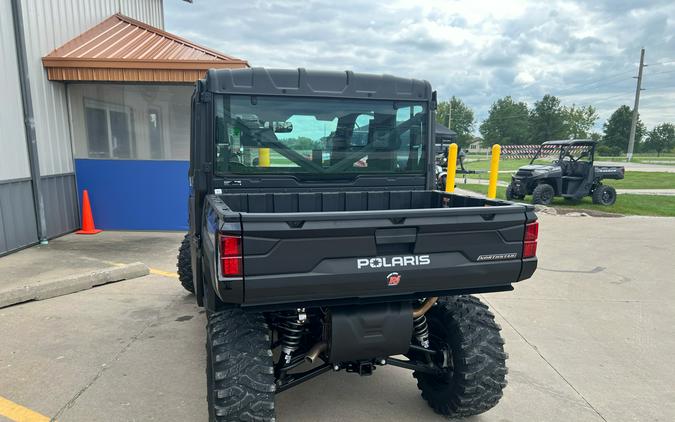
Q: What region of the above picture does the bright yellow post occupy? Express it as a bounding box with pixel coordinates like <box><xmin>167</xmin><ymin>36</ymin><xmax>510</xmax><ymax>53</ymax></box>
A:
<box><xmin>487</xmin><ymin>144</ymin><xmax>501</xmax><ymax>199</ymax></box>
<box><xmin>258</xmin><ymin>148</ymin><xmax>270</xmax><ymax>167</ymax></box>
<box><xmin>444</xmin><ymin>143</ymin><xmax>458</xmax><ymax>192</ymax></box>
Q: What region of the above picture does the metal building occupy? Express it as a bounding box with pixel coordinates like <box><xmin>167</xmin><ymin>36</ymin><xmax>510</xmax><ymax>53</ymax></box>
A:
<box><xmin>0</xmin><ymin>0</ymin><xmax>248</xmax><ymax>255</ymax></box>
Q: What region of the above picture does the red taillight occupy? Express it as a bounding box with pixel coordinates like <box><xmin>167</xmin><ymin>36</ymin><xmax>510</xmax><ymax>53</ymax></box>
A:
<box><xmin>219</xmin><ymin>234</ymin><xmax>242</xmax><ymax>277</ymax></box>
<box><xmin>524</xmin><ymin>221</ymin><xmax>539</xmax><ymax>241</ymax></box>
<box><xmin>523</xmin><ymin>241</ymin><xmax>537</xmax><ymax>258</ymax></box>
<box><xmin>523</xmin><ymin>221</ymin><xmax>539</xmax><ymax>258</ymax></box>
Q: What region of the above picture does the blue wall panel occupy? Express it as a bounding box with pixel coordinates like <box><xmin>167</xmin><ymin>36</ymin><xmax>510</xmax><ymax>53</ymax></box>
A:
<box><xmin>75</xmin><ymin>159</ymin><xmax>189</xmax><ymax>231</ymax></box>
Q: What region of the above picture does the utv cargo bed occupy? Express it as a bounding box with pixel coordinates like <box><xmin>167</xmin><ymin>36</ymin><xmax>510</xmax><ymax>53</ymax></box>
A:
<box><xmin>205</xmin><ymin>190</ymin><xmax>537</xmax><ymax>307</ymax></box>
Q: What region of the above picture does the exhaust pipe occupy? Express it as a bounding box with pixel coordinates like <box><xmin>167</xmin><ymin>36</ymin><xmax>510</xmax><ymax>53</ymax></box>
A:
<box><xmin>305</xmin><ymin>342</ymin><xmax>327</xmax><ymax>363</ymax></box>
<box><xmin>412</xmin><ymin>297</ymin><xmax>438</xmax><ymax>319</ymax></box>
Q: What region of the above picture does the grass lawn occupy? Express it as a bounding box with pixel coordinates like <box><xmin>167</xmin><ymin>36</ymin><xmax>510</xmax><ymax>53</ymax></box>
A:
<box><xmin>461</xmin><ymin>172</ymin><xmax>512</xmax><ymax>183</ymax></box>
<box><xmin>464</xmin><ymin>158</ymin><xmax>531</xmax><ymax>172</ymax></box>
<box><xmin>462</xmin><ymin>159</ymin><xmax>675</xmax><ymax>190</ymax></box>
<box><xmin>604</xmin><ymin>172</ymin><xmax>675</xmax><ymax>189</ymax></box>
<box><xmin>456</xmin><ymin>183</ymin><xmax>675</xmax><ymax>217</ymax></box>
<box><xmin>459</xmin><ymin>158</ymin><xmax>525</xmax><ymax>183</ymax></box>
<box><xmin>455</xmin><ymin>183</ymin><xmax>507</xmax><ymax>197</ymax></box>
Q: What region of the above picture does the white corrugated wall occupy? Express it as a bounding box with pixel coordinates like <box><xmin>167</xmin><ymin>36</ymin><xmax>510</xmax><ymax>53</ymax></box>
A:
<box><xmin>0</xmin><ymin>0</ymin><xmax>40</xmax><ymax>254</ymax></box>
<box><xmin>0</xmin><ymin>0</ymin><xmax>164</xmax><ymax>254</ymax></box>
<box><xmin>0</xmin><ymin>0</ymin><xmax>31</xmax><ymax>182</ymax></box>
<box><xmin>18</xmin><ymin>0</ymin><xmax>164</xmax><ymax>176</ymax></box>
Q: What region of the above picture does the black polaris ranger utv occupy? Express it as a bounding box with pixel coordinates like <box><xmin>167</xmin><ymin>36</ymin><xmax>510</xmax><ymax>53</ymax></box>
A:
<box><xmin>506</xmin><ymin>139</ymin><xmax>624</xmax><ymax>206</ymax></box>
<box><xmin>177</xmin><ymin>68</ymin><xmax>539</xmax><ymax>421</ymax></box>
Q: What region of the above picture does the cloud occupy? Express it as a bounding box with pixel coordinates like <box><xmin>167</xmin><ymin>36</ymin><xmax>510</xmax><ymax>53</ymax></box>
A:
<box><xmin>165</xmin><ymin>0</ymin><xmax>675</xmax><ymax>131</ymax></box>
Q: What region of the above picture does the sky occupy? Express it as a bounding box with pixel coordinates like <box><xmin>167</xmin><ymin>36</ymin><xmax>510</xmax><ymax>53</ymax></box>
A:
<box><xmin>165</xmin><ymin>0</ymin><xmax>675</xmax><ymax>134</ymax></box>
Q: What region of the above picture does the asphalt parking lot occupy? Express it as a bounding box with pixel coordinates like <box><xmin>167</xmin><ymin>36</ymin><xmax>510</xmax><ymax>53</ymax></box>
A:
<box><xmin>1</xmin><ymin>215</ymin><xmax>674</xmax><ymax>422</ymax></box>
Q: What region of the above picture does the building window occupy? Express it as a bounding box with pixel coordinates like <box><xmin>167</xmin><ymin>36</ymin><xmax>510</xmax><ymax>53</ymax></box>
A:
<box><xmin>83</xmin><ymin>99</ymin><xmax>134</xmax><ymax>159</ymax></box>
<box><xmin>69</xmin><ymin>84</ymin><xmax>193</xmax><ymax>161</ymax></box>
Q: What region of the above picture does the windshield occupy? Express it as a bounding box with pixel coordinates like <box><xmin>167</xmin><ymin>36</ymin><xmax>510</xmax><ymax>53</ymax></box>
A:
<box><xmin>214</xmin><ymin>95</ymin><xmax>428</xmax><ymax>177</ymax></box>
<box><xmin>530</xmin><ymin>144</ymin><xmax>593</xmax><ymax>165</ymax></box>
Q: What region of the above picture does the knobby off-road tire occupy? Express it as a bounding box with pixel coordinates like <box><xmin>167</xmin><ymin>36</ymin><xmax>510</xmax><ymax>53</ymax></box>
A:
<box><xmin>438</xmin><ymin>174</ymin><xmax>447</xmax><ymax>191</ymax></box>
<box><xmin>505</xmin><ymin>184</ymin><xmax>524</xmax><ymax>201</ymax></box>
<box><xmin>413</xmin><ymin>295</ymin><xmax>508</xmax><ymax>418</ymax></box>
<box><xmin>532</xmin><ymin>183</ymin><xmax>555</xmax><ymax>205</ymax></box>
<box><xmin>592</xmin><ymin>185</ymin><xmax>617</xmax><ymax>206</ymax></box>
<box><xmin>177</xmin><ymin>234</ymin><xmax>195</xmax><ymax>294</ymax></box>
<box><xmin>206</xmin><ymin>308</ymin><xmax>275</xmax><ymax>422</ymax></box>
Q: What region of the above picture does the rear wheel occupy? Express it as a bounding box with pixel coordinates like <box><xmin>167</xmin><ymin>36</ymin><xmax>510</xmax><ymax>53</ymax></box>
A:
<box><xmin>532</xmin><ymin>183</ymin><xmax>555</xmax><ymax>205</ymax></box>
<box><xmin>413</xmin><ymin>296</ymin><xmax>508</xmax><ymax>418</ymax></box>
<box><xmin>177</xmin><ymin>234</ymin><xmax>194</xmax><ymax>294</ymax></box>
<box><xmin>592</xmin><ymin>185</ymin><xmax>617</xmax><ymax>206</ymax></box>
<box><xmin>206</xmin><ymin>308</ymin><xmax>275</xmax><ymax>421</ymax></box>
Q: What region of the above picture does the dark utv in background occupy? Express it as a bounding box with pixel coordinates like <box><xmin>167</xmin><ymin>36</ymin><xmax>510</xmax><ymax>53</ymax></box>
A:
<box><xmin>177</xmin><ymin>68</ymin><xmax>539</xmax><ymax>421</ymax></box>
<box><xmin>506</xmin><ymin>140</ymin><xmax>625</xmax><ymax>206</ymax></box>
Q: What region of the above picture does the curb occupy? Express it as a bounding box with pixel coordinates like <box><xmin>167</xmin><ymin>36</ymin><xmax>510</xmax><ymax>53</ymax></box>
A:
<box><xmin>0</xmin><ymin>262</ymin><xmax>149</xmax><ymax>309</ymax></box>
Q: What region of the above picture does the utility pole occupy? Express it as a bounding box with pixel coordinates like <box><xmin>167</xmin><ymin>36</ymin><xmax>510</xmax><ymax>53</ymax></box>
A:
<box><xmin>627</xmin><ymin>48</ymin><xmax>646</xmax><ymax>161</ymax></box>
<box><xmin>447</xmin><ymin>99</ymin><xmax>452</xmax><ymax>129</ymax></box>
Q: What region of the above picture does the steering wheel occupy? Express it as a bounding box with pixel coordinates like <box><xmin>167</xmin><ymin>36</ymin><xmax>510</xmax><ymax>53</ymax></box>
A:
<box><xmin>563</xmin><ymin>150</ymin><xmax>582</xmax><ymax>163</ymax></box>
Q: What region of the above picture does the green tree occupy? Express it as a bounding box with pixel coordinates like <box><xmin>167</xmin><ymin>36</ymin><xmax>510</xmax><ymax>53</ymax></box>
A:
<box><xmin>563</xmin><ymin>105</ymin><xmax>598</xmax><ymax>139</ymax></box>
<box><xmin>285</xmin><ymin>136</ymin><xmax>319</xmax><ymax>150</ymax></box>
<box><xmin>602</xmin><ymin>105</ymin><xmax>645</xmax><ymax>153</ymax></box>
<box><xmin>589</xmin><ymin>132</ymin><xmax>602</xmax><ymax>142</ymax></box>
<box><xmin>479</xmin><ymin>96</ymin><xmax>530</xmax><ymax>146</ymax></box>
<box><xmin>644</xmin><ymin>123</ymin><xmax>675</xmax><ymax>156</ymax></box>
<box><xmin>436</xmin><ymin>97</ymin><xmax>475</xmax><ymax>147</ymax></box>
<box><xmin>529</xmin><ymin>94</ymin><xmax>567</xmax><ymax>142</ymax></box>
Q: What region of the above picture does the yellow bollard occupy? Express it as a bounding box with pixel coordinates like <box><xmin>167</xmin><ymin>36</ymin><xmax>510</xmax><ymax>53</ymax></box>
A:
<box><xmin>445</xmin><ymin>143</ymin><xmax>458</xmax><ymax>193</ymax></box>
<box><xmin>487</xmin><ymin>144</ymin><xmax>501</xmax><ymax>199</ymax></box>
<box><xmin>258</xmin><ymin>148</ymin><xmax>270</xmax><ymax>167</ymax></box>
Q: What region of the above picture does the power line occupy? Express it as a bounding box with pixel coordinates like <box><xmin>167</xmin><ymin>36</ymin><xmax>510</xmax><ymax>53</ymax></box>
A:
<box><xmin>648</xmin><ymin>59</ymin><xmax>675</xmax><ymax>67</ymax></box>
<box><xmin>645</xmin><ymin>69</ymin><xmax>675</xmax><ymax>77</ymax></box>
<box><xmin>554</xmin><ymin>70</ymin><xmax>634</xmax><ymax>94</ymax></box>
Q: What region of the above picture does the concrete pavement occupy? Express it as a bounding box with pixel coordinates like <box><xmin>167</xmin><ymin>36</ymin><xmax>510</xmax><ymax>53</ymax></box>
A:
<box><xmin>1</xmin><ymin>216</ymin><xmax>675</xmax><ymax>421</ymax></box>
<box><xmin>0</xmin><ymin>232</ymin><xmax>184</xmax><ymax>308</ymax></box>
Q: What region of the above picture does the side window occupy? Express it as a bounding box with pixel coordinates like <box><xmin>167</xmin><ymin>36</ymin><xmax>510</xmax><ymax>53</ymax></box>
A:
<box><xmin>214</xmin><ymin>97</ymin><xmax>230</xmax><ymax>173</ymax></box>
<box><xmin>394</xmin><ymin>105</ymin><xmax>425</xmax><ymax>170</ymax></box>
<box><xmin>352</xmin><ymin>114</ymin><xmax>373</xmax><ymax>147</ymax></box>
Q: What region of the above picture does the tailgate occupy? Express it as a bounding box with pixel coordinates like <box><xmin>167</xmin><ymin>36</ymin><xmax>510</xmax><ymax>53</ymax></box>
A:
<box><xmin>239</xmin><ymin>206</ymin><xmax>531</xmax><ymax>306</ymax></box>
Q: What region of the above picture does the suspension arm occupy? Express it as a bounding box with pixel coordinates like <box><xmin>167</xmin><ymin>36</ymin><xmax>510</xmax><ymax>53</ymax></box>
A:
<box><xmin>276</xmin><ymin>363</ymin><xmax>332</xmax><ymax>393</ymax></box>
<box><xmin>385</xmin><ymin>357</ymin><xmax>444</xmax><ymax>375</ymax></box>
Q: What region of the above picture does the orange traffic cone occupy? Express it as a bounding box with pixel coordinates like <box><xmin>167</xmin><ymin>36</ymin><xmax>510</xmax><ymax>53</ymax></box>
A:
<box><xmin>76</xmin><ymin>190</ymin><xmax>102</xmax><ymax>234</ymax></box>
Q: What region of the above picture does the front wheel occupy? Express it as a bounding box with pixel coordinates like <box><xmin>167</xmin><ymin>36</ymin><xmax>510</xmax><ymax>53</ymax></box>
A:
<box><xmin>413</xmin><ymin>296</ymin><xmax>508</xmax><ymax>418</ymax></box>
<box><xmin>505</xmin><ymin>183</ymin><xmax>524</xmax><ymax>201</ymax></box>
<box><xmin>592</xmin><ymin>185</ymin><xmax>617</xmax><ymax>206</ymax></box>
<box><xmin>532</xmin><ymin>183</ymin><xmax>555</xmax><ymax>205</ymax></box>
<box><xmin>206</xmin><ymin>308</ymin><xmax>275</xmax><ymax>421</ymax></box>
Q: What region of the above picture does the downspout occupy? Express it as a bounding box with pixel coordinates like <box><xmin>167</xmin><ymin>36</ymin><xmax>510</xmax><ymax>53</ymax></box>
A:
<box><xmin>11</xmin><ymin>0</ymin><xmax>48</xmax><ymax>244</ymax></box>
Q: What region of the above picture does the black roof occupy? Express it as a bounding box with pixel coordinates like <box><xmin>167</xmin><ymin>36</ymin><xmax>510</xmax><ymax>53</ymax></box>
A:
<box><xmin>541</xmin><ymin>139</ymin><xmax>597</xmax><ymax>146</ymax></box>
<box><xmin>203</xmin><ymin>67</ymin><xmax>432</xmax><ymax>101</ymax></box>
<box><xmin>435</xmin><ymin>122</ymin><xmax>457</xmax><ymax>140</ymax></box>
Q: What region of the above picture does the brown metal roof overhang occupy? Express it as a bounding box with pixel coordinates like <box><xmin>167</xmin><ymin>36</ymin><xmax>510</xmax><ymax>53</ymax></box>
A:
<box><xmin>42</xmin><ymin>14</ymin><xmax>249</xmax><ymax>83</ymax></box>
